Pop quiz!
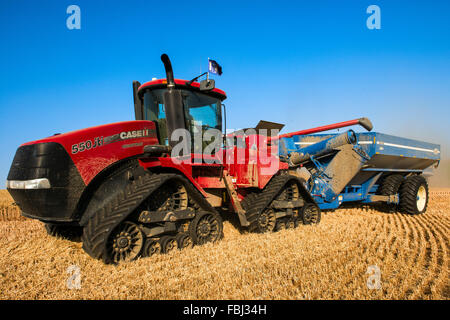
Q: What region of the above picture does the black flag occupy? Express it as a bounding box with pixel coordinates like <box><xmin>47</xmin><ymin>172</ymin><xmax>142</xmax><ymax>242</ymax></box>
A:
<box><xmin>208</xmin><ymin>59</ymin><xmax>223</xmax><ymax>75</ymax></box>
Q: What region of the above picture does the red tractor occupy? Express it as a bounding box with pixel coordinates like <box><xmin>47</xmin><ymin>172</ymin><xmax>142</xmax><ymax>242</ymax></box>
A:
<box><xmin>7</xmin><ymin>54</ymin><xmax>321</xmax><ymax>263</ymax></box>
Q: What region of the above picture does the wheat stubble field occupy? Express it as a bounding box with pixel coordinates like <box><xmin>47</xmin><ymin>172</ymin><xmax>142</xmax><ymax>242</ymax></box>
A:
<box><xmin>0</xmin><ymin>189</ymin><xmax>448</xmax><ymax>300</ymax></box>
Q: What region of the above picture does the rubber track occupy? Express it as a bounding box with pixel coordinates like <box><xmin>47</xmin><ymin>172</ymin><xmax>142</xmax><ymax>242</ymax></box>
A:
<box><xmin>82</xmin><ymin>172</ymin><xmax>216</xmax><ymax>263</ymax></box>
<box><xmin>242</xmin><ymin>174</ymin><xmax>306</xmax><ymax>232</ymax></box>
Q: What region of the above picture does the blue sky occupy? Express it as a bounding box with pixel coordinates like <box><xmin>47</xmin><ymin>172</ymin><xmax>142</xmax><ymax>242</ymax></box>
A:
<box><xmin>0</xmin><ymin>0</ymin><xmax>449</xmax><ymax>182</ymax></box>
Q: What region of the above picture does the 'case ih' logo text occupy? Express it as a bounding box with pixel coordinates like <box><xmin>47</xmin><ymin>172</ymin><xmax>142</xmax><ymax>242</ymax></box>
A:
<box><xmin>119</xmin><ymin>129</ymin><xmax>151</xmax><ymax>140</ymax></box>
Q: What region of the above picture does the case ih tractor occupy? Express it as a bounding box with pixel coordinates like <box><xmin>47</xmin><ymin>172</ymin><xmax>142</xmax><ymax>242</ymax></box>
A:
<box><xmin>7</xmin><ymin>54</ymin><xmax>440</xmax><ymax>264</ymax></box>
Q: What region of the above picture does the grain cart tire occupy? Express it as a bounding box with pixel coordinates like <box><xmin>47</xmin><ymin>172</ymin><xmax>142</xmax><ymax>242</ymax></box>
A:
<box><xmin>188</xmin><ymin>211</ymin><xmax>223</xmax><ymax>245</ymax></box>
<box><xmin>301</xmin><ymin>203</ymin><xmax>321</xmax><ymax>225</ymax></box>
<box><xmin>380</xmin><ymin>174</ymin><xmax>404</xmax><ymax>196</ymax></box>
<box><xmin>45</xmin><ymin>223</ymin><xmax>83</xmax><ymax>240</ymax></box>
<box><xmin>399</xmin><ymin>175</ymin><xmax>429</xmax><ymax>215</ymax></box>
<box><xmin>378</xmin><ymin>174</ymin><xmax>404</xmax><ymax>212</ymax></box>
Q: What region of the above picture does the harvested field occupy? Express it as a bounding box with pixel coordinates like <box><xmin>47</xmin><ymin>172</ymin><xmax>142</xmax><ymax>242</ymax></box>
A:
<box><xmin>0</xmin><ymin>189</ymin><xmax>448</xmax><ymax>300</ymax></box>
<box><xmin>0</xmin><ymin>190</ymin><xmax>24</xmax><ymax>222</ymax></box>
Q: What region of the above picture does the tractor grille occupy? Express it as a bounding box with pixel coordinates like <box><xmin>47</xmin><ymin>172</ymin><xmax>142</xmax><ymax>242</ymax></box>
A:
<box><xmin>7</xmin><ymin>142</ymin><xmax>85</xmax><ymax>222</ymax></box>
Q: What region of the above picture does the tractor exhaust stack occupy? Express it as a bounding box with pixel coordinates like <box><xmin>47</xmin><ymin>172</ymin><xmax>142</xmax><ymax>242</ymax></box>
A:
<box><xmin>160</xmin><ymin>54</ymin><xmax>187</xmax><ymax>148</ymax></box>
<box><xmin>161</xmin><ymin>54</ymin><xmax>175</xmax><ymax>89</ymax></box>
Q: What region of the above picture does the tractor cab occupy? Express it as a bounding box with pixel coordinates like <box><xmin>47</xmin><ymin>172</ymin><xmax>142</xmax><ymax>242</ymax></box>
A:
<box><xmin>133</xmin><ymin>55</ymin><xmax>227</xmax><ymax>153</ymax></box>
<box><xmin>134</xmin><ymin>79</ymin><xmax>226</xmax><ymax>149</ymax></box>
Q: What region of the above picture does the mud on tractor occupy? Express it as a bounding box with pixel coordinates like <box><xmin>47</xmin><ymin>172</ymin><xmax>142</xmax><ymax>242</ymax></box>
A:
<box><xmin>7</xmin><ymin>54</ymin><xmax>440</xmax><ymax>264</ymax></box>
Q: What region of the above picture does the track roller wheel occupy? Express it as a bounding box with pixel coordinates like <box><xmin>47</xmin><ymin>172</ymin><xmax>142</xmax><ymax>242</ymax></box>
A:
<box><xmin>285</xmin><ymin>217</ymin><xmax>296</xmax><ymax>229</ymax></box>
<box><xmin>293</xmin><ymin>215</ymin><xmax>301</xmax><ymax>228</ymax></box>
<box><xmin>399</xmin><ymin>175</ymin><xmax>429</xmax><ymax>215</ymax></box>
<box><xmin>143</xmin><ymin>239</ymin><xmax>161</xmax><ymax>257</ymax></box>
<box><xmin>160</xmin><ymin>235</ymin><xmax>178</xmax><ymax>254</ymax></box>
<box><xmin>301</xmin><ymin>203</ymin><xmax>321</xmax><ymax>225</ymax></box>
<box><xmin>147</xmin><ymin>181</ymin><xmax>189</xmax><ymax>212</ymax></box>
<box><xmin>275</xmin><ymin>218</ymin><xmax>286</xmax><ymax>231</ymax></box>
<box><xmin>107</xmin><ymin>221</ymin><xmax>145</xmax><ymax>263</ymax></box>
<box><xmin>176</xmin><ymin>233</ymin><xmax>194</xmax><ymax>250</ymax></box>
<box><xmin>255</xmin><ymin>208</ymin><xmax>277</xmax><ymax>233</ymax></box>
<box><xmin>189</xmin><ymin>211</ymin><xmax>223</xmax><ymax>245</ymax></box>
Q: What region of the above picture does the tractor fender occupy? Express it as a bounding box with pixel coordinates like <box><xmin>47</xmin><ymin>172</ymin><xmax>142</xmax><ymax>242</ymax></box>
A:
<box><xmin>77</xmin><ymin>158</ymin><xmax>148</xmax><ymax>226</ymax></box>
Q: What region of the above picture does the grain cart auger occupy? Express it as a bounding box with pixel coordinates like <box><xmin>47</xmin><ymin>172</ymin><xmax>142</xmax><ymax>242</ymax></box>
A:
<box><xmin>6</xmin><ymin>54</ymin><xmax>440</xmax><ymax>264</ymax></box>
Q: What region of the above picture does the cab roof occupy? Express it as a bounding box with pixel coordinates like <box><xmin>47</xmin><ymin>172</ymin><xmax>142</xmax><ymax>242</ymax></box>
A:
<box><xmin>138</xmin><ymin>78</ymin><xmax>227</xmax><ymax>100</ymax></box>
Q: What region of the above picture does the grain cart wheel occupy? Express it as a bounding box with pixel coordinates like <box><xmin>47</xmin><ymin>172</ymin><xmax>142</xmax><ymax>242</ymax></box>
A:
<box><xmin>107</xmin><ymin>221</ymin><xmax>145</xmax><ymax>263</ymax></box>
<box><xmin>160</xmin><ymin>235</ymin><xmax>178</xmax><ymax>254</ymax></box>
<box><xmin>143</xmin><ymin>239</ymin><xmax>161</xmax><ymax>257</ymax></box>
<box><xmin>301</xmin><ymin>203</ymin><xmax>321</xmax><ymax>225</ymax></box>
<box><xmin>379</xmin><ymin>174</ymin><xmax>404</xmax><ymax>212</ymax></box>
<box><xmin>189</xmin><ymin>211</ymin><xmax>223</xmax><ymax>245</ymax></box>
<box><xmin>45</xmin><ymin>223</ymin><xmax>83</xmax><ymax>240</ymax></box>
<box><xmin>399</xmin><ymin>175</ymin><xmax>429</xmax><ymax>215</ymax></box>
<box><xmin>380</xmin><ymin>174</ymin><xmax>404</xmax><ymax>196</ymax></box>
<box><xmin>176</xmin><ymin>233</ymin><xmax>194</xmax><ymax>250</ymax></box>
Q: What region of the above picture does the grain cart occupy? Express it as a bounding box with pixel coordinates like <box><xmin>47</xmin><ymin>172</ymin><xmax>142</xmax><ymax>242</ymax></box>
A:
<box><xmin>6</xmin><ymin>54</ymin><xmax>440</xmax><ymax>264</ymax></box>
<box><xmin>278</xmin><ymin>124</ymin><xmax>440</xmax><ymax>213</ymax></box>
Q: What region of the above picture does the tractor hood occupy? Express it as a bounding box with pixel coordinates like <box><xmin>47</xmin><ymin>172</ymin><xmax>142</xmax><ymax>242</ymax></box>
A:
<box><xmin>13</xmin><ymin>120</ymin><xmax>158</xmax><ymax>186</ymax></box>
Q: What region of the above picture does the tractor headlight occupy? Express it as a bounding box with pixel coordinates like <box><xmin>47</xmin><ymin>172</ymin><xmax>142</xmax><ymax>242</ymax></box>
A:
<box><xmin>6</xmin><ymin>178</ymin><xmax>51</xmax><ymax>189</ymax></box>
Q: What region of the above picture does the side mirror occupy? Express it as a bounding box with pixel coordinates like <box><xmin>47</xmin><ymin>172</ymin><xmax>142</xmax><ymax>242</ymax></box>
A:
<box><xmin>200</xmin><ymin>79</ymin><xmax>215</xmax><ymax>91</ymax></box>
